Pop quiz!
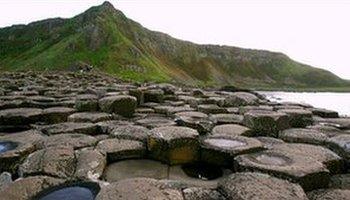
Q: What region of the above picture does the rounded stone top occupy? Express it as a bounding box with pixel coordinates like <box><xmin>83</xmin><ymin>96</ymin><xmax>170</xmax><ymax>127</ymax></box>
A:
<box><xmin>218</xmin><ymin>172</ymin><xmax>308</xmax><ymax>200</ymax></box>
<box><xmin>278</xmin><ymin>109</ymin><xmax>313</xmax><ymax>115</ymax></box>
<box><xmin>0</xmin><ymin>108</ymin><xmax>42</xmax><ymax>118</ymax></box>
<box><xmin>149</xmin><ymin>126</ymin><xmax>199</xmax><ymax>141</ymax></box>
<box><xmin>244</xmin><ymin>109</ymin><xmax>287</xmax><ymax>117</ymax></box>
<box><xmin>175</xmin><ymin>111</ymin><xmax>208</xmax><ymax>119</ymax></box>
<box><xmin>95</xmin><ymin>178</ymin><xmax>183</xmax><ymax>200</ymax></box>
<box><xmin>201</xmin><ymin>135</ymin><xmax>264</xmax><ymax>154</ymax></box>
<box><xmin>212</xmin><ymin>124</ymin><xmax>251</xmax><ymax>137</ymax></box>
<box><xmin>96</xmin><ymin>138</ymin><xmax>144</xmax><ymax>154</ymax></box>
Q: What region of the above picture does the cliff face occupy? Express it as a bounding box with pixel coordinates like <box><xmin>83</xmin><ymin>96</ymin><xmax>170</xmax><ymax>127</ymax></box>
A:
<box><xmin>0</xmin><ymin>1</ymin><xmax>348</xmax><ymax>89</ymax></box>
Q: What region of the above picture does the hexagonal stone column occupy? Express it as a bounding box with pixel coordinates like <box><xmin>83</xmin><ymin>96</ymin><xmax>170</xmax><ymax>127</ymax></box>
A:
<box><xmin>243</xmin><ymin>110</ymin><xmax>290</xmax><ymax>137</ymax></box>
<box><xmin>278</xmin><ymin>109</ymin><xmax>313</xmax><ymax>128</ymax></box>
<box><xmin>0</xmin><ymin>130</ymin><xmax>44</xmax><ymax>174</ymax></box>
<box><xmin>19</xmin><ymin>146</ymin><xmax>76</xmax><ymax>178</ymax></box>
<box><xmin>96</xmin><ymin>178</ymin><xmax>183</xmax><ymax>200</ymax></box>
<box><xmin>42</xmin><ymin>107</ymin><xmax>75</xmax><ymax>124</ymax></box>
<box><xmin>218</xmin><ymin>172</ymin><xmax>308</xmax><ymax>200</ymax></box>
<box><xmin>40</xmin><ymin>122</ymin><xmax>99</xmax><ymax>135</ymax></box>
<box><xmin>310</xmin><ymin>108</ymin><xmax>339</xmax><ymax>118</ymax></box>
<box><xmin>183</xmin><ymin>187</ymin><xmax>225</xmax><ymax>200</ymax></box>
<box><xmin>198</xmin><ymin>104</ymin><xmax>227</xmax><ymax>114</ymax></box>
<box><xmin>279</xmin><ymin>128</ymin><xmax>329</xmax><ymax>145</ymax></box>
<box><xmin>67</xmin><ymin>112</ymin><xmax>113</xmax><ymax>123</ymax></box>
<box><xmin>200</xmin><ymin>135</ymin><xmax>264</xmax><ymax>167</ymax></box>
<box><xmin>307</xmin><ymin>189</ymin><xmax>350</xmax><ymax>200</ymax></box>
<box><xmin>148</xmin><ymin>126</ymin><xmax>200</xmax><ymax>165</ymax></box>
<box><xmin>234</xmin><ymin>149</ymin><xmax>330</xmax><ymax>191</ymax></box>
<box><xmin>271</xmin><ymin>143</ymin><xmax>344</xmax><ymax>174</ymax></box>
<box><xmin>144</xmin><ymin>89</ymin><xmax>164</xmax><ymax>103</ymax></box>
<box><xmin>99</xmin><ymin>95</ymin><xmax>137</xmax><ymax>117</ymax></box>
<box><xmin>327</xmin><ymin>134</ymin><xmax>350</xmax><ymax>162</ymax></box>
<box><xmin>111</xmin><ymin>125</ymin><xmax>150</xmax><ymax>143</ymax></box>
<box><xmin>174</xmin><ymin>111</ymin><xmax>213</xmax><ymax>134</ymax></box>
<box><xmin>74</xmin><ymin>148</ymin><xmax>106</xmax><ymax>180</ymax></box>
<box><xmin>0</xmin><ymin>108</ymin><xmax>42</xmax><ymax>125</ymax></box>
<box><xmin>211</xmin><ymin>124</ymin><xmax>252</xmax><ymax>137</ymax></box>
<box><xmin>36</xmin><ymin>133</ymin><xmax>97</xmax><ymax>149</ymax></box>
<box><xmin>96</xmin><ymin>138</ymin><xmax>146</xmax><ymax>162</ymax></box>
<box><xmin>75</xmin><ymin>94</ymin><xmax>99</xmax><ymax>112</ymax></box>
<box><xmin>222</xmin><ymin>92</ymin><xmax>259</xmax><ymax>107</ymax></box>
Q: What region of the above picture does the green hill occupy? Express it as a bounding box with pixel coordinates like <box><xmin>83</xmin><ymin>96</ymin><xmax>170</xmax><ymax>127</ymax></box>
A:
<box><xmin>0</xmin><ymin>1</ymin><xmax>349</xmax><ymax>90</ymax></box>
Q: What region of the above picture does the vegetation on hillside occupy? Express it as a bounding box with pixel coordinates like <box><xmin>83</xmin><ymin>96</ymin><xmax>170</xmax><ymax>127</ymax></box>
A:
<box><xmin>0</xmin><ymin>1</ymin><xmax>349</xmax><ymax>90</ymax></box>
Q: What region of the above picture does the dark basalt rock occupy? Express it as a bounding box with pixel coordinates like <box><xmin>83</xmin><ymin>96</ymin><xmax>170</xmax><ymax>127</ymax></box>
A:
<box><xmin>243</xmin><ymin>110</ymin><xmax>290</xmax><ymax>137</ymax></box>
<box><xmin>40</xmin><ymin>122</ymin><xmax>100</xmax><ymax>135</ymax></box>
<box><xmin>218</xmin><ymin>172</ymin><xmax>308</xmax><ymax>200</ymax></box>
<box><xmin>111</xmin><ymin>125</ymin><xmax>150</xmax><ymax>143</ymax></box>
<box><xmin>222</xmin><ymin>92</ymin><xmax>259</xmax><ymax>107</ymax></box>
<box><xmin>75</xmin><ymin>94</ymin><xmax>99</xmax><ymax>112</ymax></box>
<box><xmin>148</xmin><ymin>126</ymin><xmax>200</xmax><ymax>165</ymax></box>
<box><xmin>279</xmin><ymin>128</ymin><xmax>329</xmax><ymax>145</ymax></box>
<box><xmin>183</xmin><ymin>187</ymin><xmax>226</xmax><ymax>200</ymax></box>
<box><xmin>211</xmin><ymin>124</ymin><xmax>252</xmax><ymax>137</ymax></box>
<box><xmin>67</xmin><ymin>112</ymin><xmax>113</xmax><ymax>123</ymax></box>
<box><xmin>144</xmin><ymin>89</ymin><xmax>165</xmax><ymax>103</ymax></box>
<box><xmin>42</xmin><ymin>107</ymin><xmax>76</xmax><ymax>124</ymax></box>
<box><xmin>209</xmin><ymin>113</ymin><xmax>244</xmax><ymax>125</ymax></box>
<box><xmin>307</xmin><ymin>189</ymin><xmax>350</xmax><ymax>200</ymax></box>
<box><xmin>234</xmin><ymin>149</ymin><xmax>330</xmax><ymax>191</ymax></box>
<box><xmin>99</xmin><ymin>95</ymin><xmax>137</xmax><ymax>117</ymax></box>
<box><xmin>19</xmin><ymin>146</ymin><xmax>76</xmax><ymax>178</ymax></box>
<box><xmin>278</xmin><ymin>109</ymin><xmax>313</xmax><ymax>128</ymax></box>
<box><xmin>96</xmin><ymin>138</ymin><xmax>146</xmax><ymax>162</ymax></box>
<box><xmin>36</xmin><ymin>133</ymin><xmax>97</xmax><ymax>149</ymax></box>
<box><xmin>327</xmin><ymin>134</ymin><xmax>350</xmax><ymax>162</ymax></box>
<box><xmin>201</xmin><ymin>135</ymin><xmax>264</xmax><ymax>167</ymax></box>
<box><xmin>75</xmin><ymin>148</ymin><xmax>106</xmax><ymax>180</ymax></box>
<box><xmin>0</xmin><ymin>130</ymin><xmax>44</xmax><ymax>174</ymax></box>
<box><xmin>0</xmin><ymin>71</ymin><xmax>349</xmax><ymax>198</ymax></box>
<box><xmin>95</xmin><ymin>178</ymin><xmax>183</xmax><ymax>200</ymax></box>
<box><xmin>136</xmin><ymin>115</ymin><xmax>177</xmax><ymax>128</ymax></box>
<box><xmin>174</xmin><ymin>111</ymin><xmax>213</xmax><ymax>134</ymax></box>
<box><xmin>0</xmin><ymin>108</ymin><xmax>43</xmax><ymax>125</ymax></box>
<box><xmin>310</xmin><ymin>107</ymin><xmax>339</xmax><ymax>118</ymax></box>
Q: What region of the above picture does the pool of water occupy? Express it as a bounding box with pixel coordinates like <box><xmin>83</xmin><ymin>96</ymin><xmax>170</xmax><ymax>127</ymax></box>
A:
<box><xmin>0</xmin><ymin>141</ymin><xmax>18</xmax><ymax>153</ymax></box>
<box><xmin>260</xmin><ymin>92</ymin><xmax>350</xmax><ymax>116</ymax></box>
<box><xmin>181</xmin><ymin>162</ymin><xmax>223</xmax><ymax>180</ymax></box>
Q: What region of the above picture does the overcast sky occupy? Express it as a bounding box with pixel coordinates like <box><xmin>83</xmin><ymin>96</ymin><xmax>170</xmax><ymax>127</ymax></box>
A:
<box><xmin>1</xmin><ymin>0</ymin><xmax>349</xmax><ymax>79</ymax></box>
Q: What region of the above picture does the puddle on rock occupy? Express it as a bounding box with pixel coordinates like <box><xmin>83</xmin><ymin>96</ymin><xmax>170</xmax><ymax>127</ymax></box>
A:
<box><xmin>181</xmin><ymin>162</ymin><xmax>223</xmax><ymax>180</ymax></box>
<box><xmin>103</xmin><ymin>159</ymin><xmax>168</xmax><ymax>182</ymax></box>
<box><xmin>0</xmin><ymin>141</ymin><xmax>18</xmax><ymax>153</ymax></box>
<box><xmin>36</xmin><ymin>183</ymin><xmax>99</xmax><ymax>200</ymax></box>
<box><xmin>255</xmin><ymin>153</ymin><xmax>289</xmax><ymax>166</ymax></box>
<box><xmin>205</xmin><ymin>138</ymin><xmax>246</xmax><ymax>149</ymax></box>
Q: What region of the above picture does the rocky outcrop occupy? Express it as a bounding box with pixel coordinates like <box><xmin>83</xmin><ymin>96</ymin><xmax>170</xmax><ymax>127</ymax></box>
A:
<box><xmin>0</xmin><ymin>71</ymin><xmax>349</xmax><ymax>198</ymax></box>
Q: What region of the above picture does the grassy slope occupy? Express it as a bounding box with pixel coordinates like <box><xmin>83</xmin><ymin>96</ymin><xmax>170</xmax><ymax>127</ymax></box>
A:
<box><xmin>0</xmin><ymin>2</ymin><xmax>349</xmax><ymax>90</ymax></box>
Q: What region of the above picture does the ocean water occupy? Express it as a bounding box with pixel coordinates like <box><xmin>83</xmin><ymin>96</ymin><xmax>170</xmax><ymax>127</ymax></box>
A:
<box><xmin>260</xmin><ymin>92</ymin><xmax>350</xmax><ymax>117</ymax></box>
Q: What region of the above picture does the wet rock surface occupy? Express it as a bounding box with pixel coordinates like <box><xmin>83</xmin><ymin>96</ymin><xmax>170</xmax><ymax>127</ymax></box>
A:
<box><xmin>0</xmin><ymin>71</ymin><xmax>349</xmax><ymax>198</ymax></box>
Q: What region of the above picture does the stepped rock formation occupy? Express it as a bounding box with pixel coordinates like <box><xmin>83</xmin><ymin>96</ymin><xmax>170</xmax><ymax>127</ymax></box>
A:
<box><xmin>0</xmin><ymin>71</ymin><xmax>349</xmax><ymax>199</ymax></box>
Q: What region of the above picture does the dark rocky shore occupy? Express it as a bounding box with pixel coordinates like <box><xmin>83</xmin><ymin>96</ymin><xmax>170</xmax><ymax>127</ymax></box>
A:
<box><xmin>0</xmin><ymin>71</ymin><xmax>349</xmax><ymax>200</ymax></box>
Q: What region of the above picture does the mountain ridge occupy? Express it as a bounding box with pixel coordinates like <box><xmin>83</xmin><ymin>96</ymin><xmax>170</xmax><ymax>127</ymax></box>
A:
<box><xmin>0</xmin><ymin>1</ymin><xmax>349</xmax><ymax>90</ymax></box>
